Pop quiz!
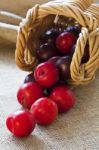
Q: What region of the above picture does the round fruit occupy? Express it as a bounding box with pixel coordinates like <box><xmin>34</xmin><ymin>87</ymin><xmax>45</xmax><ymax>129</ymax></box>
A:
<box><xmin>6</xmin><ymin>114</ymin><xmax>13</xmax><ymax>132</ymax></box>
<box><xmin>24</xmin><ymin>73</ymin><xmax>34</xmax><ymax>83</ymax></box>
<box><xmin>56</xmin><ymin>56</ymin><xmax>71</xmax><ymax>80</ymax></box>
<box><xmin>30</xmin><ymin>97</ymin><xmax>58</xmax><ymax>125</ymax></box>
<box><xmin>6</xmin><ymin>110</ymin><xmax>36</xmax><ymax>137</ymax></box>
<box><xmin>56</xmin><ymin>32</ymin><xmax>77</xmax><ymax>54</ymax></box>
<box><xmin>17</xmin><ymin>82</ymin><xmax>43</xmax><ymax>109</ymax></box>
<box><xmin>47</xmin><ymin>56</ymin><xmax>61</xmax><ymax>65</ymax></box>
<box><xmin>65</xmin><ymin>25</ymin><xmax>81</xmax><ymax>37</ymax></box>
<box><xmin>36</xmin><ymin>43</ymin><xmax>58</xmax><ymax>62</ymax></box>
<box><xmin>34</xmin><ymin>62</ymin><xmax>59</xmax><ymax>87</ymax></box>
<box><xmin>43</xmin><ymin>80</ymin><xmax>66</xmax><ymax>96</ymax></box>
<box><xmin>41</xmin><ymin>28</ymin><xmax>60</xmax><ymax>44</ymax></box>
<box><xmin>50</xmin><ymin>85</ymin><xmax>76</xmax><ymax>113</ymax></box>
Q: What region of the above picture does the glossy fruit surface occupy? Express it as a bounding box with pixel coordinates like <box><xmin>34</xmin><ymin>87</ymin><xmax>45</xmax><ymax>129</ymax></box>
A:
<box><xmin>43</xmin><ymin>79</ymin><xmax>66</xmax><ymax>96</ymax></box>
<box><xmin>41</xmin><ymin>28</ymin><xmax>60</xmax><ymax>44</ymax></box>
<box><xmin>34</xmin><ymin>62</ymin><xmax>59</xmax><ymax>87</ymax></box>
<box><xmin>50</xmin><ymin>85</ymin><xmax>75</xmax><ymax>113</ymax></box>
<box><xmin>24</xmin><ymin>73</ymin><xmax>34</xmax><ymax>83</ymax></box>
<box><xmin>17</xmin><ymin>82</ymin><xmax>43</xmax><ymax>109</ymax></box>
<box><xmin>6</xmin><ymin>110</ymin><xmax>36</xmax><ymax>137</ymax></box>
<box><xmin>31</xmin><ymin>97</ymin><xmax>58</xmax><ymax>125</ymax></box>
<box><xmin>56</xmin><ymin>32</ymin><xmax>77</xmax><ymax>54</ymax></box>
<box><xmin>65</xmin><ymin>25</ymin><xmax>81</xmax><ymax>37</ymax></box>
<box><xmin>36</xmin><ymin>43</ymin><xmax>58</xmax><ymax>62</ymax></box>
<box><xmin>47</xmin><ymin>56</ymin><xmax>60</xmax><ymax>65</ymax></box>
<box><xmin>56</xmin><ymin>56</ymin><xmax>71</xmax><ymax>80</ymax></box>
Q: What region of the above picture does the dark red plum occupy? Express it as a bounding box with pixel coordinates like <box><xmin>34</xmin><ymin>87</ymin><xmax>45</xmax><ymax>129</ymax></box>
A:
<box><xmin>65</xmin><ymin>25</ymin><xmax>81</xmax><ymax>37</ymax></box>
<box><xmin>24</xmin><ymin>73</ymin><xmax>35</xmax><ymax>83</ymax></box>
<box><xmin>36</xmin><ymin>43</ymin><xmax>58</xmax><ymax>62</ymax></box>
<box><xmin>41</xmin><ymin>28</ymin><xmax>61</xmax><ymax>45</ymax></box>
<box><xmin>56</xmin><ymin>32</ymin><xmax>77</xmax><ymax>54</ymax></box>
<box><xmin>56</xmin><ymin>56</ymin><xmax>71</xmax><ymax>81</ymax></box>
<box><xmin>47</xmin><ymin>56</ymin><xmax>61</xmax><ymax>65</ymax></box>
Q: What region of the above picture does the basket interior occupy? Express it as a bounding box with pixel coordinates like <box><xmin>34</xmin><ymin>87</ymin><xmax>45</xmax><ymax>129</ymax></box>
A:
<box><xmin>27</xmin><ymin>14</ymin><xmax>79</xmax><ymax>59</ymax></box>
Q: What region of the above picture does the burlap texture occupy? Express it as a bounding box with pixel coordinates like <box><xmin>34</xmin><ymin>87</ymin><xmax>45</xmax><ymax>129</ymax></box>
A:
<box><xmin>0</xmin><ymin>42</ymin><xmax>99</xmax><ymax>150</ymax></box>
<box><xmin>0</xmin><ymin>1</ymin><xmax>99</xmax><ymax>149</ymax></box>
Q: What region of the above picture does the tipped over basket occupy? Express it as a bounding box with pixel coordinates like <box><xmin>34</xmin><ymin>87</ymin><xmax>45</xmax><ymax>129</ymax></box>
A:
<box><xmin>15</xmin><ymin>0</ymin><xmax>99</xmax><ymax>85</ymax></box>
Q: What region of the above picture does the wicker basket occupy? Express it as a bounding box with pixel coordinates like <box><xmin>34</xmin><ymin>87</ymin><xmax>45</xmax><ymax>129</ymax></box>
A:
<box><xmin>15</xmin><ymin>0</ymin><xmax>99</xmax><ymax>85</ymax></box>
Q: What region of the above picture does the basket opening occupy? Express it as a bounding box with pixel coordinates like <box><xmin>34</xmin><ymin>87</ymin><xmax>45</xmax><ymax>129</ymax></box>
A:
<box><xmin>27</xmin><ymin>14</ymin><xmax>81</xmax><ymax>61</ymax></box>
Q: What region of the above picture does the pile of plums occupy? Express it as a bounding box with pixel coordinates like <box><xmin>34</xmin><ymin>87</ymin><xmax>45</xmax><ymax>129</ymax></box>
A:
<box><xmin>6</xmin><ymin>24</ymin><xmax>89</xmax><ymax>137</ymax></box>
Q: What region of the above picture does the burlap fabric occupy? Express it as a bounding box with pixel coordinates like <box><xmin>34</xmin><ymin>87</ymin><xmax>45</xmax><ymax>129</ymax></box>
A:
<box><xmin>0</xmin><ymin>1</ymin><xmax>99</xmax><ymax>150</ymax></box>
<box><xmin>0</xmin><ymin>43</ymin><xmax>99</xmax><ymax>150</ymax></box>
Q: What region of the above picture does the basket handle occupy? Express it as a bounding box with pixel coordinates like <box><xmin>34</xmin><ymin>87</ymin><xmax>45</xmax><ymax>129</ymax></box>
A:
<box><xmin>70</xmin><ymin>27</ymin><xmax>99</xmax><ymax>85</ymax></box>
<box><xmin>15</xmin><ymin>4</ymin><xmax>39</xmax><ymax>71</ymax></box>
<box><xmin>15</xmin><ymin>0</ymin><xmax>93</xmax><ymax>71</ymax></box>
<box><xmin>84</xmin><ymin>3</ymin><xmax>99</xmax><ymax>68</ymax></box>
<box><xmin>70</xmin><ymin>3</ymin><xmax>99</xmax><ymax>85</ymax></box>
<box><xmin>67</xmin><ymin>0</ymin><xmax>93</xmax><ymax>11</ymax></box>
<box><xmin>85</xmin><ymin>3</ymin><xmax>99</xmax><ymax>20</ymax></box>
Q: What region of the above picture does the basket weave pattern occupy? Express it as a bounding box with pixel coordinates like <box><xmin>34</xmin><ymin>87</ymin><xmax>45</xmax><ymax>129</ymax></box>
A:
<box><xmin>15</xmin><ymin>0</ymin><xmax>99</xmax><ymax>85</ymax></box>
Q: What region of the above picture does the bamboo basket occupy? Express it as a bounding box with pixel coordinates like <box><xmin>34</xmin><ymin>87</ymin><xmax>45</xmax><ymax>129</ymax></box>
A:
<box><xmin>15</xmin><ymin>0</ymin><xmax>99</xmax><ymax>85</ymax></box>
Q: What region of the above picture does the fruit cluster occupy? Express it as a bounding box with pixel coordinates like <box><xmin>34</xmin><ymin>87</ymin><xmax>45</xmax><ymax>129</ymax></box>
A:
<box><xmin>6</xmin><ymin>23</ymin><xmax>89</xmax><ymax>137</ymax></box>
